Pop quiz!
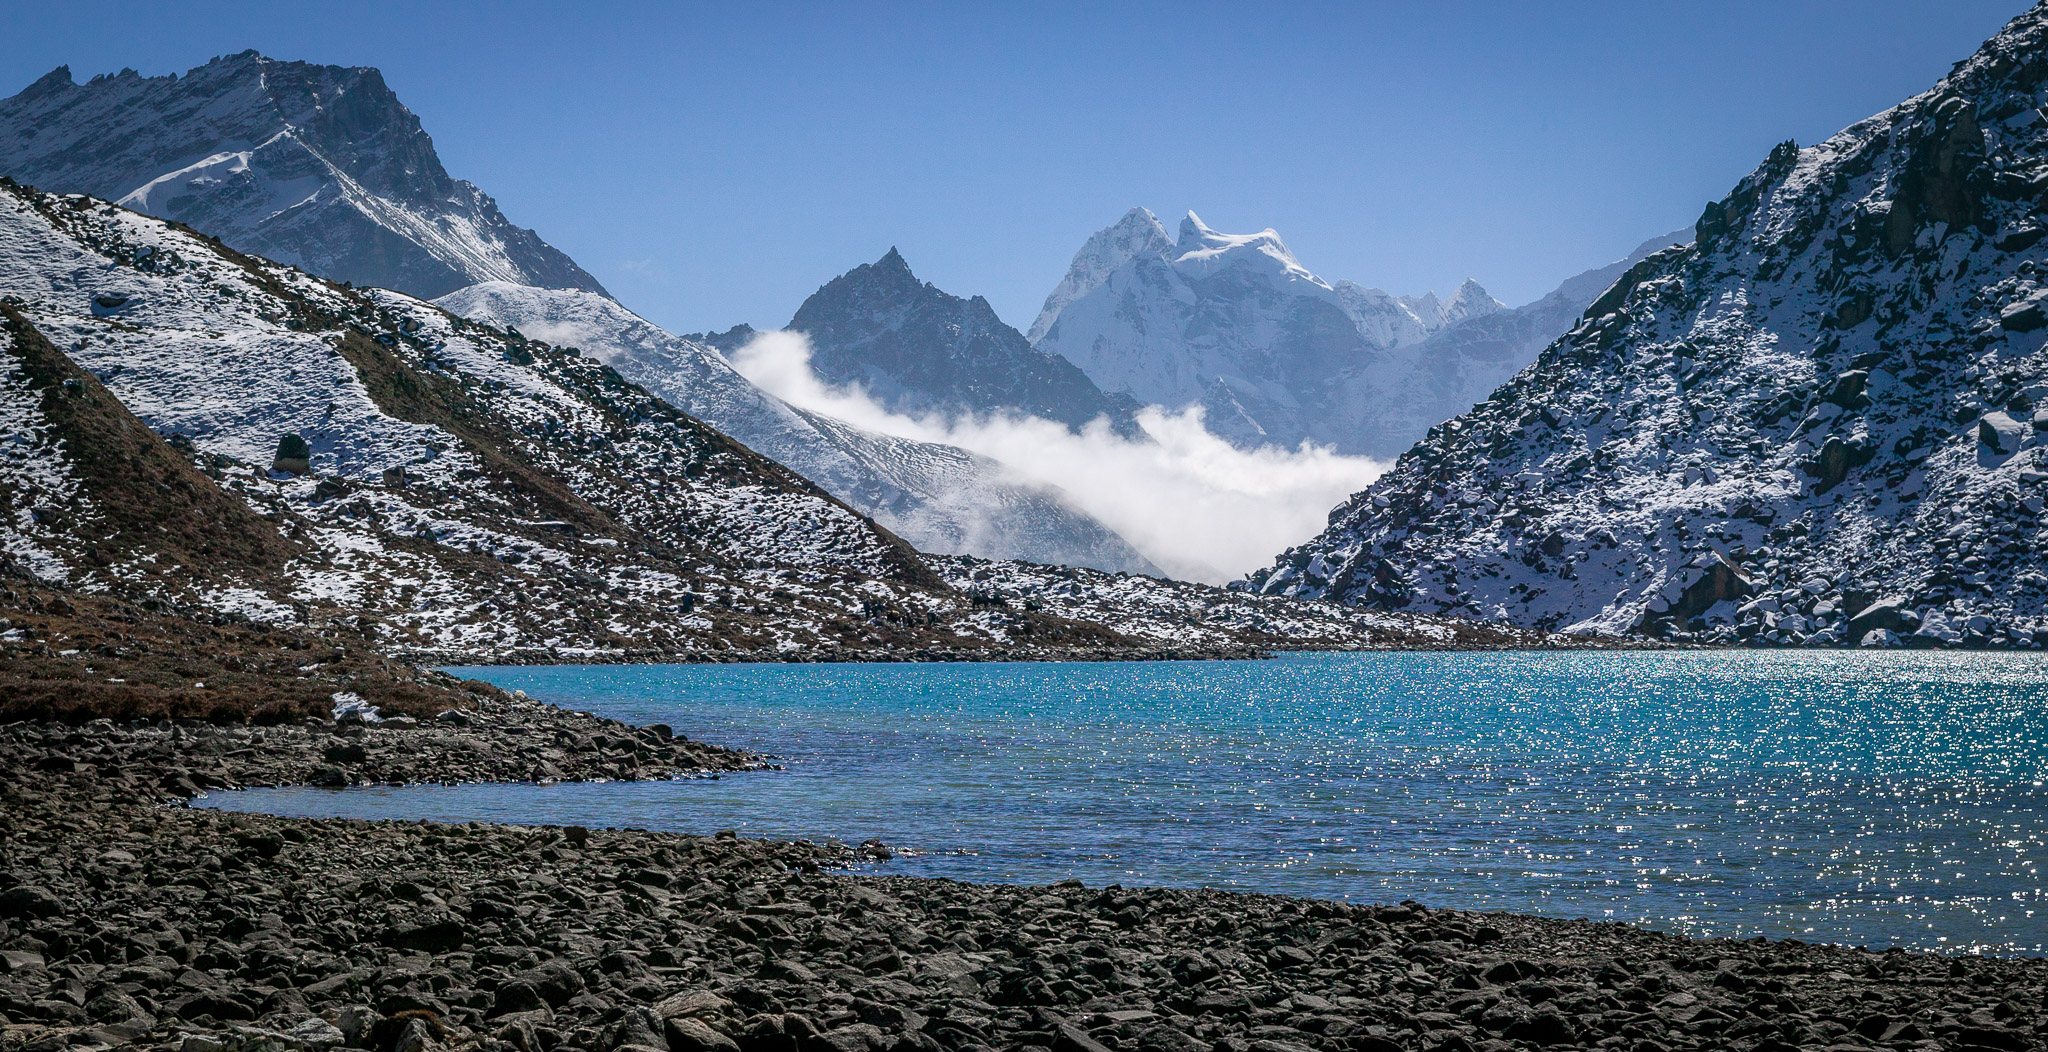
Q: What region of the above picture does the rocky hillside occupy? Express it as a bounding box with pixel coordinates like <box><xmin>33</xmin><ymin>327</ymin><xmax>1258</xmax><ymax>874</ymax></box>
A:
<box><xmin>0</xmin><ymin>52</ymin><xmax>605</xmax><ymax>299</ymax></box>
<box><xmin>435</xmin><ymin>282</ymin><xmax>1158</xmax><ymax>575</ymax></box>
<box><xmin>1250</xmin><ymin>3</ymin><xmax>2048</xmax><ymax>648</ymax></box>
<box><xmin>1032</xmin><ymin>208</ymin><xmax>1685</xmax><ymax>457</ymax></box>
<box><xmin>790</xmin><ymin>249</ymin><xmax>1133</xmax><ymax>429</ymax></box>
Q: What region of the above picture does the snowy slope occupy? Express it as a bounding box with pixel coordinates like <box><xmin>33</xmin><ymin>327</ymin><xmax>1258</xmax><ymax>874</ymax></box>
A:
<box><xmin>1032</xmin><ymin>208</ymin><xmax>1684</xmax><ymax>457</ymax></box>
<box><xmin>435</xmin><ymin>282</ymin><xmax>1158</xmax><ymax>575</ymax></box>
<box><xmin>788</xmin><ymin>249</ymin><xmax>1132</xmax><ymax>429</ymax></box>
<box><xmin>1250</xmin><ymin>3</ymin><xmax>2048</xmax><ymax>649</ymax></box>
<box><xmin>0</xmin><ymin>52</ymin><xmax>604</xmax><ymax>300</ymax></box>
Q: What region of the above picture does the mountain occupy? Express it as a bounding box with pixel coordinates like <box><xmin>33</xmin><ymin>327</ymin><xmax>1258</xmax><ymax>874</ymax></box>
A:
<box><xmin>788</xmin><ymin>248</ymin><xmax>1133</xmax><ymax>429</ymax></box>
<box><xmin>1247</xmin><ymin>3</ymin><xmax>2048</xmax><ymax>648</ymax></box>
<box><xmin>435</xmin><ymin>282</ymin><xmax>1160</xmax><ymax>574</ymax></box>
<box><xmin>1030</xmin><ymin>207</ymin><xmax>1686</xmax><ymax>457</ymax></box>
<box><xmin>0</xmin><ymin>52</ymin><xmax>606</xmax><ymax>300</ymax></box>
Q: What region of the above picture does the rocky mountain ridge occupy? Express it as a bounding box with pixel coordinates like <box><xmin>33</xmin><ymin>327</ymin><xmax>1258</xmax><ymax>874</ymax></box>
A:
<box><xmin>1032</xmin><ymin>208</ymin><xmax>1687</xmax><ymax>457</ymax></box>
<box><xmin>1249</xmin><ymin>2</ymin><xmax>2048</xmax><ymax>649</ymax></box>
<box><xmin>0</xmin><ymin>52</ymin><xmax>606</xmax><ymax>300</ymax></box>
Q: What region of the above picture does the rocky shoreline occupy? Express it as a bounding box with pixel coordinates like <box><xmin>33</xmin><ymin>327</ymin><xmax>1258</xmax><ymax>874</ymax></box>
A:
<box><xmin>3</xmin><ymin>712</ymin><xmax>2046</xmax><ymax>1052</ymax></box>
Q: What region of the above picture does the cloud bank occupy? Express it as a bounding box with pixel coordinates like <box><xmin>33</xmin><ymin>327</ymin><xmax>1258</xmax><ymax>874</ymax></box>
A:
<box><xmin>729</xmin><ymin>331</ymin><xmax>1386</xmax><ymax>584</ymax></box>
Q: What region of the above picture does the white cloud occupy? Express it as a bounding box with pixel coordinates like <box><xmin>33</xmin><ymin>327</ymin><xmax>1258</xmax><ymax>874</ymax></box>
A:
<box><xmin>729</xmin><ymin>330</ymin><xmax>1386</xmax><ymax>584</ymax></box>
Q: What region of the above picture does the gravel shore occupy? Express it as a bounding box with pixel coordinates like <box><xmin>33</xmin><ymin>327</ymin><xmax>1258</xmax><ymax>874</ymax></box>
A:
<box><xmin>2</xmin><ymin>713</ymin><xmax>2045</xmax><ymax>1052</ymax></box>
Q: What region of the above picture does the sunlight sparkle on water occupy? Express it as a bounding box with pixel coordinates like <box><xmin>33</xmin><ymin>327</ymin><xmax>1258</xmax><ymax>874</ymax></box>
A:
<box><xmin>204</xmin><ymin>651</ymin><xmax>2048</xmax><ymax>955</ymax></box>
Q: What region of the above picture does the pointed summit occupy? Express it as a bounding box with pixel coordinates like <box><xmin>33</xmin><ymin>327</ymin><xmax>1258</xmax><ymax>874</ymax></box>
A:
<box><xmin>790</xmin><ymin>252</ymin><xmax>1128</xmax><ymax>429</ymax></box>
<box><xmin>1028</xmin><ymin>207</ymin><xmax>1176</xmax><ymax>344</ymax></box>
<box><xmin>1440</xmin><ymin>278</ymin><xmax>1506</xmax><ymax>326</ymax></box>
<box><xmin>21</xmin><ymin>66</ymin><xmax>74</xmax><ymax>100</ymax></box>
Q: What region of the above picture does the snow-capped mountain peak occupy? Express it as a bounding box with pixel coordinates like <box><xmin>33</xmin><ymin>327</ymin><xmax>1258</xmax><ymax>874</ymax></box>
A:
<box><xmin>1439</xmin><ymin>277</ymin><xmax>1508</xmax><ymax>325</ymax></box>
<box><xmin>1026</xmin><ymin>206</ymin><xmax>1173</xmax><ymax>343</ymax></box>
<box><xmin>788</xmin><ymin>249</ymin><xmax>1132</xmax><ymax>430</ymax></box>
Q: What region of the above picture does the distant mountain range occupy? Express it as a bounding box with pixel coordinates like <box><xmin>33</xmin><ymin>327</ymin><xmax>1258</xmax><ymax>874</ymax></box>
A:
<box><xmin>1250</xmin><ymin>3</ymin><xmax>2048</xmax><ymax>648</ymax></box>
<box><xmin>1028</xmin><ymin>207</ymin><xmax>1689</xmax><ymax>457</ymax></box>
<box><xmin>436</xmin><ymin>281</ymin><xmax>1159</xmax><ymax>574</ymax></box>
<box><xmin>0</xmin><ymin>49</ymin><xmax>1703</xmax><ymax>582</ymax></box>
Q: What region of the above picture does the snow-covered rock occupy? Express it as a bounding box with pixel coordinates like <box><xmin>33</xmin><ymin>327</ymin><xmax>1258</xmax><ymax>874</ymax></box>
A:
<box><xmin>1031</xmin><ymin>207</ymin><xmax>1685</xmax><ymax>456</ymax></box>
<box><xmin>789</xmin><ymin>248</ymin><xmax>1132</xmax><ymax>429</ymax></box>
<box><xmin>435</xmin><ymin>281</ymin><xmax>1159</xmax><ymax>575</ymax></box>
<box><xmin>1246</xmin><ymin>4</ymin><xmax>2048</xmax><ymax>649</ymax></box>
<box><xmin>0</xmin><ymin>52</ymin><xmax>605</xmax><ymax>300</ymax></box>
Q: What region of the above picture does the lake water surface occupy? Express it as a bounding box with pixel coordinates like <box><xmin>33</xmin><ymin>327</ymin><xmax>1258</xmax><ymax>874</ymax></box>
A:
<box><xmin>203</xmin><ymin>651</ymin><xmax>2048</xmax><ymax>954</ymax></box>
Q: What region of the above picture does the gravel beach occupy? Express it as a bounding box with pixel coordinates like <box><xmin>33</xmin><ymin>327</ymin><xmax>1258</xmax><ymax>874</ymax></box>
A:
<box><xmin>3</xmin><ymin>708</ymin><xmax>2045</xmax><ymax>1052</ymax></box>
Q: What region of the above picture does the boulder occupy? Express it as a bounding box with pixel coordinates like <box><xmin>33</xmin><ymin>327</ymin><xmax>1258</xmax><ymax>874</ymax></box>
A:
<box><xmin>1803</xmin><ymin>436</ymin><xmax>1873</xmax><ymax>492</ymax></box>
<box><xmin>2002</xmin><ymin>290</ymin><xmax>2048</xmax><ymax>332</ymax></box>
<box><xmin>0</xmin><ymin>884</ymin><xmax>61</xmax><ymax>918</ymax></box>
<box><xmin>1643</xmin><ymin>552</ymin><xmax>1753</xmax><ymax>633</ymax></box>
<box><xmin>1822</xmin><ymin>369</ymin><xmax>1869</xmax><ymax>408</ymax></box>
<box><xmin>272</xmin><ymin>433</ymin><xmax>313</xmax><ymax>476</ymax></box>
<box><xmin>0</xmin><ymin>948</ymin><xmax>46</xmax><ymax>973</ymax></box>
<box><xmin>1849</xmin><ymin>599</ymin><xmax>1916</xmax><ymax>637</ymax></box>
<box><xmin>653</xmin><ymin>990</ymin><xmax>732</xmax><ymax>1020</ymax></box>
<box><xmin>666</xmin><ymin>1017</ymin><xmax>741</xmax><ymax>1052</ymax></box>
<box><xmin>1979</xmin><ymin>411</ymin><xmax>2026</xmax><ymax>456</ymax></box>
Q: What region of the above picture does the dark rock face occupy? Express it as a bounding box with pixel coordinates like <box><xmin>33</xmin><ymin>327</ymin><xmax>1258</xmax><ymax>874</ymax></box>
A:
<box><xmin>1250</xmin><ymin>5</ymin><xmax>2048</xmax><ymax>647</ymax></box>
<box><xmin>4</xmin><ymin>721</ymin><xmax>2048</xmax><ymax>1052</ymax></box>
<box><xmin>0</xmin><ymin>52</ymin><xmax>607</xmax><ymax>299</ymax></box>
<box><xmin>789</xmin><ymin>250</ymin><xmax>1133</xmax><ymax>430</ymax></box>
<box><xmin>271</xmin><ymin>432</ymin><xmax>313</xmax><ymax>476</ymax></box>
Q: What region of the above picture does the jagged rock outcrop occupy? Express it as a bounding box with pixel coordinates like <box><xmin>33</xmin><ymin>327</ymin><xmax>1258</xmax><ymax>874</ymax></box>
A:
<box><xmin>0</xmin><ymin>52</ymin><xmax>605</xmax><ymax>299</ymax></box>
<box><xmin>1248</xmin><ymin>3</ymin><xmax>2048</xmax><ymax>648</ymax></box>
<box><xmin>1032</xmin><ymin>208</ymin><xmax>1686</xmax><ymax>456</ymax></box>
<box><xmin>788</xmin><ymin>248</ymin><xmax>1133</xmax><ymax>429</ymax></box>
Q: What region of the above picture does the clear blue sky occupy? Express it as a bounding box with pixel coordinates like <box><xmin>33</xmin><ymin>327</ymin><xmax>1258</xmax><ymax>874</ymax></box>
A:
<box><xmin>4</xmin><ymin>2</ymin><xmax>2034</xmax><ymax>334</ymax></box>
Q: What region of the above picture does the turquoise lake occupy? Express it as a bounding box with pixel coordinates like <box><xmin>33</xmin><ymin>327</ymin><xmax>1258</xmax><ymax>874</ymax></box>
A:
<box><xmin>202</xmin><ymin>651</ymin><xmax>2048</xmax><ymax>954</ymax></box>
